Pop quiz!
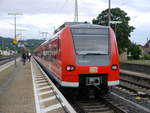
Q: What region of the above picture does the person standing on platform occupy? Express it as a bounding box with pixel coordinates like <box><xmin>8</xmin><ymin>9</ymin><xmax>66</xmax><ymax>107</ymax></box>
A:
<box><xmin>22</xmin><ymin>52</ymin><xmax>27</xmax><ymax>65</ymax></box>
<box><xmin>27</xmin><ymin>52</ymin><xmax>31</xmax><ymax>62</ymax></box>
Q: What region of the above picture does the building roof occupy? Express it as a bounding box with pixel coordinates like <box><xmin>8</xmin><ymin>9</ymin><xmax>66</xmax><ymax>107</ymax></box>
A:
<box><xmin>144</xmin><ymin>40</ymin><xmax>150</xmax><ymax>48</ymax></box>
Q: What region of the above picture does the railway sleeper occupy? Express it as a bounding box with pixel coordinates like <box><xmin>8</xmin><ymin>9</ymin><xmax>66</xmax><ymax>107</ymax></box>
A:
<box><xmin>120</xmin><ymin>77</ymin><xmax>150</xmax><ymax>89</ymax></box>
<box><xmin>120</xmin><ymin>81</ymin><xmax>150</xmax><ymax>97</ymax></box>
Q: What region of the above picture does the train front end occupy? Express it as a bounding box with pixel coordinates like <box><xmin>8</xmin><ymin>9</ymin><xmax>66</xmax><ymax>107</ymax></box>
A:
<box><xmin>61</xmin><ymin>24</ymin><xmax>120</xmax><ymax>93</ymax></box>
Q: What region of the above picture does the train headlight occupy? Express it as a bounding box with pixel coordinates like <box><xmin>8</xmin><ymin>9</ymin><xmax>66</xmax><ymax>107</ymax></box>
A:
<box><xmin>65</xmin><ymin>65</ymin><xmax>75</xmax><ymax>71</ymax></box>
<box><xmin>112</xmin><ymin>65</ymin><xmax>118</xmax><ymax>70</ymax></box>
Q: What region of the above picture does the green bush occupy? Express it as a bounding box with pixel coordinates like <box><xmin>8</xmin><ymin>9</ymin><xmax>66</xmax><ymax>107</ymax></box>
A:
<box><xmin>143</xmin><ymin>56</ymin><xmax>150</xmax><ymax>60</ymax></box>
<box><xmin>127</xmin><ymin>43</ymin><xmax>141</xmax><ymax>60</ymax></box>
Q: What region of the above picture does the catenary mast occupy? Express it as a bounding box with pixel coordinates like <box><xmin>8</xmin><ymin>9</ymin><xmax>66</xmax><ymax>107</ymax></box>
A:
<box><xmin>74</xmin><ymin>0</ymin><xmax>78</xmax><ymax>22</ymax></box>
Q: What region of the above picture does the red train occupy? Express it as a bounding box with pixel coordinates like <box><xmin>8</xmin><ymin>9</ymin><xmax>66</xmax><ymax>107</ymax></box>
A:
<box><xmin>34</xmin><ymin>22</ymin><xmax>120</xmax><ymax>94</ymax></box>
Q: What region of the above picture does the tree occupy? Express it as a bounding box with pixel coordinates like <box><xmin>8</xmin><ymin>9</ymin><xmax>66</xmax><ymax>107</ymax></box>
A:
<box><xmin>92</xmin><ymin>8</ymin><xmax>135</xmax><ymax>54</ymax></box>
<box><xmin>127</xmin><ymin>43</ymin><xmax>141</xmax><ymax>59</ymax></box>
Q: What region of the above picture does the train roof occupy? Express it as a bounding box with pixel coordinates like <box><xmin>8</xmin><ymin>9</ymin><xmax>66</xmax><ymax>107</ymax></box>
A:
<box><xmin>54</xmin><ymin>22</ymin><xmax>86</xmax><ymax>34</ymax></box>
<box><xmin>70</xmin><ymin>23</ymin><xmax>109</xmax><ymax>29</ymax></box>
<box><xmin>54</xmin><ymin>22</ymin><xmax>109</xmax><ymax>34</ymax></box>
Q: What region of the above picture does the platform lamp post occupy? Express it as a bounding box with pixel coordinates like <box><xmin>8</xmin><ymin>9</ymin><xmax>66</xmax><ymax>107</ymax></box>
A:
<box><xmin>8</xmin><ymin>13</ymin><xmax>23</xmax><ymax>67</ymax></box>
<box><xmin>108</xmin><ymin>0</ymin><xmax>111</xmax><ymax>26</ymax></box>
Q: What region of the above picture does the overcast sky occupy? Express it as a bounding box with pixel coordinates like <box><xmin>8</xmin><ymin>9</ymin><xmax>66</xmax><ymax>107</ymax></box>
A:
<box><xmin>0</xmin><ymin>0</ymin><xmax>150</xmax><ymax>45</ymax></box>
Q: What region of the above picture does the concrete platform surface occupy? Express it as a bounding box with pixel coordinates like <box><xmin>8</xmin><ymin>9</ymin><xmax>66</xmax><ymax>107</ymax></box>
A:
<box><xmin>0</xmin><ymin>61</ymin><xmax>36</xmax><ymax>113</ymax></box>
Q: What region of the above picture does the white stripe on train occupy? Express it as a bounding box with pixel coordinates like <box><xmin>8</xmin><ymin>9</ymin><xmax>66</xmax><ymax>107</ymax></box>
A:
<box><xmin>61</xmin><ymin>80</ymin><xmax>120</xmax><ymax>87</ymax></box>
<box><xmin>108</xmin><ymin>80</ymin><xmax>119</xmax><ymax>86</ymax></box>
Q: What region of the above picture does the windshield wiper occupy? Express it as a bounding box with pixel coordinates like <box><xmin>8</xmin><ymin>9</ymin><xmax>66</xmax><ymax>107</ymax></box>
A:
<box><xmin>82</xmin><ymin>53</ymin><xmax>107</xmax><ymax>56</ymax></box>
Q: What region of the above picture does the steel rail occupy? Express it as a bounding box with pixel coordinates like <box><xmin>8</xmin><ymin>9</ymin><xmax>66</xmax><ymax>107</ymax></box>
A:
<box><xmin>70</xmin><ymin>95</ymin><xmax>127</xmax><ymax>113</ymax></box>
<box><xmin>99</xmin><ymin>96</ymin><xmax>128</xmax><ymax>113</ymax></box>
<box><xmin>111</xmin><ymin>92</ymin><xmax>150</xmax><ymax>113</ymax></box>
<box><xmin>0</xmin><ymin>58</ymin><xmax>20</xmax><ymax>72</ymax></box>
<box><xmin>120</xmin><ymin>78</ymin><xmax>150</xmax><ymax>89</ymax></box>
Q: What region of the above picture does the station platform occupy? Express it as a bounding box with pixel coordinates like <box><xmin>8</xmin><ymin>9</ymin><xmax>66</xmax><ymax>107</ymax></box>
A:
<box><xmin>0</xmin><ymin>58</ymin><xmax>75</xmax><ymax>113</ymax></box>
<box><xmin>0</xmin><ymin>60</ymin><xmax>36</xmax><ymax>113</ymax></box>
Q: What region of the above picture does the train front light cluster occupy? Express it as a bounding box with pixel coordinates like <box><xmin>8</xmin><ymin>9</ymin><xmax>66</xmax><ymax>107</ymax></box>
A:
<box><xmin>65</xmin><ymin>65</ymin><xmax>75</xmax><ymax>71</ymax></box>
<box><xmin>111</xmin><ymin>65</ymin><xmax>118</xmax><ymax>70</ymax></box>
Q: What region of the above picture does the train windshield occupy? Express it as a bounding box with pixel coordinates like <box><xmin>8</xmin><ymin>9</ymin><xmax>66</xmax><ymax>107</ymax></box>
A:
<box><xmin>71</xmin><ymin>28</ymin><xmax>109</xmax><ymax>55</ymax></box>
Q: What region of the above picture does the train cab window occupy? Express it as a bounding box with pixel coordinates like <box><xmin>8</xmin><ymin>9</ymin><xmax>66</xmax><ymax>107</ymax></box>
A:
<box><xmin>71</xmin><ymin>27</ymin><xmax>109</xmax><ymax>55</ymax></box>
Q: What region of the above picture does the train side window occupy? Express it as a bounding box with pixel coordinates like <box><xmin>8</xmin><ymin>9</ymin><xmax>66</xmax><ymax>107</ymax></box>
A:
<box><xmin>57</xmin><ymin>37</ymin><xmax>61</xmax><ymax>56</ymax></box>
<box><xmin>49</xmin><ymin>36</ymin><xmax>60</xmax><ymax>63</ymax></box>
<box><xmin>49</xmin><ymin>45</ymin><xmax>52</xmax><ymax>61</ymax></box>
<box><xmin>51</xmin><ymin>45</ymin><xmax>56</xmax><ymax>63</ymax></box>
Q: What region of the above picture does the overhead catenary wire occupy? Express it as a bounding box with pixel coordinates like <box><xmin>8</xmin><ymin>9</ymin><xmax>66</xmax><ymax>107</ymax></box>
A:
<box><xmin>112</xmin><ymin>0</ymin><xmax>130</xmax><ymax>7</ymax></box>
<box><xmin>56</xmin><ymin>0</ymin><xmax>69</xmax><ymax>15</ymax></box>
<box><xmin>52</xmin><ymin>0</ymin><xmax>70</xmax><ymax>30</ymax></box>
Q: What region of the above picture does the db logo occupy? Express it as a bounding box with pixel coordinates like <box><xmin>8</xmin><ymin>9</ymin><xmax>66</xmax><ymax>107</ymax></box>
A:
<box><xmin>89</xmin><ymin>67</ymin><xmax>98</xmax><ymax>73</ymax></box>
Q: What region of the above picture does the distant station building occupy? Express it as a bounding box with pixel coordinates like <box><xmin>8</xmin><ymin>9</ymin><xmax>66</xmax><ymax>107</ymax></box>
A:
<box><xmin>140</xmin><ymin>39</ymin><xmax>150</xmax><ymax>56</ymax></box>
<box><xmin>120</xmin><ymin>48</ymin><xmax>128</xmax><ymax>61</ymax></box>
<box><xmin>0</xmin><ymin>49</ymin><xmax>15</xmax><ymax>56</ymax></box>
<box><xmin>142</xmin><ymin>40</ymin><xmax>150</xmax><ymax>56</ymax></box>
<box><xmin>120</xmin><ymin>39</ymin><xmax>150</xmax><ymax>61</ymax></box>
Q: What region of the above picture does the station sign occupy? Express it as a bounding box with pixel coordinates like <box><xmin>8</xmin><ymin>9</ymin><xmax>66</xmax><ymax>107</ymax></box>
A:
<box><xmin>12</xmin><ymin>39</ymin><xmax>18</xmax><ymax>45</ymax></box>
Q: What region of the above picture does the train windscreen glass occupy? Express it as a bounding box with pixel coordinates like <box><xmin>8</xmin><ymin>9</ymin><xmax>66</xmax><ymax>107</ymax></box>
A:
<box><xmin>71</xmin><ymin>28</ymin><xmax>109</xmax><ymax>55</ymax></box>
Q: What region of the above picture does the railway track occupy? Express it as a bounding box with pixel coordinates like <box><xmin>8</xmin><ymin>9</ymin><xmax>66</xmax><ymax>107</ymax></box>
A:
<box><xmin>0</xmin><ymin>58</ymin><xmax>20</xmax><ymax>72</ymax></box>
<box><xmin>0</xmin><ymin>56</ymin><xmax>14</xmax><ymax>66</ymax></box>
<box><xmin>111</xmin><ymin>70</ymin><xmax>150</xmax><ymax>113</ymax></box>
<box><xmin>0</xmin><ymin>56</ymin><xmax>11</xmax><ymax>61</ymax></box>
<box><xmin>119</xmin><ymin>71</ymin><xmax>150</xmax><ymax>98</ymax></box>
<box><xmin>120</xmin><ymin>70</ymin><xmax>150</xmax><ymax>89</ymax></box>
<box><xmin>70</xmin><ymin>72</ymin><xmax>150</xmax><ymax>113</ymax></box>
<box><xmin>110</xmin><ymin>92</ymin><xmax>150</xmax><ymax>113</ymax></box>
<box><xmin>119</xmin><ymin>79</ymin><xmax>150</xmax><ymax>97</ymax></box>
<box><xmin>67</xmin><ymin>92</ymin><xmax>128</xmax><ymax>113</ymax></box>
